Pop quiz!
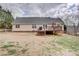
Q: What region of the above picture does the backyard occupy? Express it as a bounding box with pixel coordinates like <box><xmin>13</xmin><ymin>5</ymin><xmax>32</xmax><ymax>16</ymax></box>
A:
<box><xmin>0</xmin><ymin>32</ymin><xmax>79</xmax><ymax>56</ymax></box>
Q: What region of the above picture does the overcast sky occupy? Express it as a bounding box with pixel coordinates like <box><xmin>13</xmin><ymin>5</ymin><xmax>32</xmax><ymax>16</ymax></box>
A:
<box><xmin>0</xmin><ymin>3</ymin><xmax>65</xmax><ymax>18</ymax></box>
<box><xmin>0</xmin><ymin>3</ymin><xmax>79</xmax><ymax>19</ymax></box>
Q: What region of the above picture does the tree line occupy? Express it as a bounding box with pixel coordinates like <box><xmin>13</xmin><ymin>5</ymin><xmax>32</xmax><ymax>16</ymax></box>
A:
<box><xmin>0</xmin><ymin>6</ymin><xmax>14</xmax><ymax>29</ymax></box>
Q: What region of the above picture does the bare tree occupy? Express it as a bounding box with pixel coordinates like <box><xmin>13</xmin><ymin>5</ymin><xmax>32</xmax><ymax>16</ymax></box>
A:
<box><xmin>66</xmin><ymin>14</ymin><xmax>78</xmax><ymax>36</ymax></box>
<box><xmin>73</xmin><ymin>23</ymin><xmax>77</xmax><ymax>36</ymax></box>
<box><xmin>76</xmin><ymin>21</ymin><xmax>79</xmax><ymax>35</ymax></box>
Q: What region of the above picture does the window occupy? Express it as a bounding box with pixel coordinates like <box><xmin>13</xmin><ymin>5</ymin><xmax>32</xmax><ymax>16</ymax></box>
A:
<box><xmin>16</xmin><ymin>24</ymin><xmax>20</xmax><ymax>28</ymax></box>
<box><xmin>32</xmin><ymin>24</ymin><xmax>36</xmax><ymax>29</ymax></box>
<box><xmin>43</xmin><ymin>24</ymin><xmax>47</xmax><ymax>29</ymax></box>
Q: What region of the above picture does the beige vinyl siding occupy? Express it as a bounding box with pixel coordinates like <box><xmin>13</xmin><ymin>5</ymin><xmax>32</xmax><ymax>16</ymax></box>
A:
<box><xmin>12</xmin><ymin>25</ymin><xmax>33</xmax><ymax>31</ymax></box>
<box><xmin>12</xmin><ymin>24</ymin><xmax>47</xmax><ymax>31</ymax></box>
<box><xmin>12</xmin><ymin>24</ymin><xmax>64</xmax><ymax>32</ymax></box>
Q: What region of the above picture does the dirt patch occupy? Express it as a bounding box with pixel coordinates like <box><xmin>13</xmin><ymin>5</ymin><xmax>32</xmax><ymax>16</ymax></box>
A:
<box><xmin>0</xmin><ymin>32</ymin><xmax>78</xmax><ymax>56</ymax></box>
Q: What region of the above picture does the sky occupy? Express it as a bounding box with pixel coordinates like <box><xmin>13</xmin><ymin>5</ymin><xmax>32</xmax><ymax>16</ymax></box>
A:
<box><xmin>0</xmin><ymin>3</ymin><xmax>79</xmax><ymax>25</ymax></box>
<box><xmin>0</xmin><ymin>3</ymin><xmax>65</xmax><ymax>18</ymax></box>
<box><xmin>0</xmin><ymin>3</ymin><xmax>78</xmax><ymax>18</ymax></box>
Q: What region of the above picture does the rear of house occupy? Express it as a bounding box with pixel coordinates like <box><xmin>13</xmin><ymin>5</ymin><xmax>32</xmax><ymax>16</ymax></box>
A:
<box><xmin>12</xmin><ymin>17</ymin><xmax>64</xmax><ymax>33</ymax></box>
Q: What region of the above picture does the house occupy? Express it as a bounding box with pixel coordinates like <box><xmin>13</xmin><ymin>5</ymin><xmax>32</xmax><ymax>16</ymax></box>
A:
<box><xmin>12</xmin><ymin>17</ymin><xmax>65</xmax><ymax>34</ymax></box>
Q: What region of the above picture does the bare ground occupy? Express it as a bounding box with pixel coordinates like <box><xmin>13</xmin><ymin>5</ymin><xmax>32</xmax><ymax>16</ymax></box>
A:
<box><xmin>0</xmin><ymin>32</ymin><xmax>78</xmax><ymax>56</ymax></box>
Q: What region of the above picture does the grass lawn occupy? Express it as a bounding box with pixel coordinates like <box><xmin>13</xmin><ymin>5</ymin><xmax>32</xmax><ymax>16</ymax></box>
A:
<box><xmin>55</xmin><ymin>34</ymin><xmax>79</xmax><ymax>56</ymax></box>
<box><xmin>0</xmin><ymin>32</ymin><xmax>79</xmax><ymax>56</ymax></box>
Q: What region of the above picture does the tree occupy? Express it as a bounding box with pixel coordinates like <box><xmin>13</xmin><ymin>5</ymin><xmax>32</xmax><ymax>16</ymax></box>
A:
<box><xmin>73</xmin><ymin>23</ymin><xmax>77</xmax><ymax>36</ymax></box>
<box><xmin>0</xmin><ymin>6</ymin><xmax>2</xmax><ymax>10</ymax></box>
<box><xmin>62</xmin><ymin>14</ymin><xmax>79</xmax><ymax>36</ymax></box>
<box><xmin>0</xmin><ymin>6</ymin><xmax>14</xmax><ymax>29</ymax></box>
<box><xmin>4</xmin><ymin>10</ymin><xmax>14</xmax><ymax>29</ymax></box>
<box><xmin>77</xmin><ymin>21</ymin><xmax>79</xmax><ymax>34</ymax></box>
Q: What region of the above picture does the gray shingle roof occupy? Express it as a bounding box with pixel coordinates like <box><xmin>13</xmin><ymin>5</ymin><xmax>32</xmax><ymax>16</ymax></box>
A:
<box><xmin>13</xmin><ymin>17</ymin><xmax>64</xmax><ymax>25</ymax></box>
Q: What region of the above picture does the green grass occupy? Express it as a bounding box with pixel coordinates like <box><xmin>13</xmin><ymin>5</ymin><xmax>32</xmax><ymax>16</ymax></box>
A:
<box><xmin>0</xmin><ymin>41</ymin><xmax>29</xmax><ymax>56</ymax></box>
<box><xmin>56</xmin><ymin>35</ymin><xmax>79</xmax><ymax>55</ymax></box>
<box><xmin>7</xmin><ymin>49</ymin><xmax>17</xmax><ymax>55</ymax></box>
<box><xmin>41</xmin><ymin>35</ymin><xmax>79</xmax><ymax>55</ymax></box>
<box><xmin>1</xmin><ymin>45</ymin><xmax>15</xmax><ymax>48</ymax></box>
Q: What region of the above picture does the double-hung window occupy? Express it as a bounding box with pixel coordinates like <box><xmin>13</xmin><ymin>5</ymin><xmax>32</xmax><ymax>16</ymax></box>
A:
<box><xmin>16</xmin><ymin>24</ymin><xmax>20</xmax><ymax>28</ymax></box>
